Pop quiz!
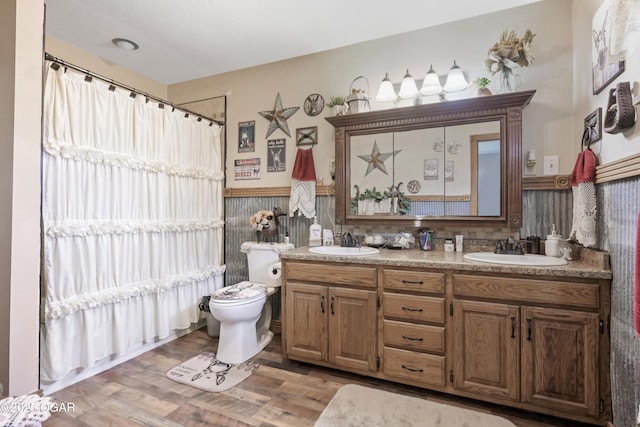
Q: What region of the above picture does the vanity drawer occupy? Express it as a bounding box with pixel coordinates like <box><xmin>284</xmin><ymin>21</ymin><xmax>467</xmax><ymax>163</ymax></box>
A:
<box><xmin>453</xmin><ymin>274</ymin><xmax>599</xmax><ymax>309</ymax></box>
<box><xmin>383</xmin><ymin>320</ymin><xmax>445</xmax><ymax>354</ymax></box>
<box><xmin>382</xmin><ymin>269</ymin><xmax>445</xmax><ymax>294</ymax></box>
<box><xmin>383</xmin><ymin>347</ymin><xmax>446</xmax><ymax>387</ymax></box>
<box><xmin>383</xmin><ymin>293</ymin><xmax>445</xmax><ymax>324</ymax></box>
<box><xmin>285</xmin><ymin>262</ymin><xmax>376</xmax><ymax>288</ymax></box>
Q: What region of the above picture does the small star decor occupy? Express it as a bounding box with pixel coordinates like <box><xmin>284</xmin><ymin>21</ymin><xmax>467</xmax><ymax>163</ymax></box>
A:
<box><xmin>259</xmin><ymin>93</ymin><xmax>299</xmax><ymax>138</ymax></box>
<box><xmin>357</xmin><ymin>141</ymin><xmax>401</xmax><ymax>176</ymax></box>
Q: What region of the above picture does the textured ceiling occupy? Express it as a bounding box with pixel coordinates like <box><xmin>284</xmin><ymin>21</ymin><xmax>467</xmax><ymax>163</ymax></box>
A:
<box><xmin>45</xmin><ymin>0</ymin><xmax>541</xmax><ymax>85</ymax></box>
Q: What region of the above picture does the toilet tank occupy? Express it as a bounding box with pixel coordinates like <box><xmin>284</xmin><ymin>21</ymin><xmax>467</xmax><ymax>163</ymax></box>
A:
<box><xmin>241</xmin><ymin>242</ymin><xmax>294</xmax><ymax>287</ymax></box>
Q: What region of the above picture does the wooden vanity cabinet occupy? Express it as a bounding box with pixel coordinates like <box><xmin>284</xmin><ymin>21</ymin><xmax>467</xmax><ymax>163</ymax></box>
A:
<box><xmin>452</xmin><ymin>273</ymin><xmax>606</xmax><ymax>420</ymax></box>
<box><xmin>381</xmin><ymin>269</ymin><xmax>447</xmax><ymax>388</ymax></box>
<box><xmin>283</xmin><ymin>262</ymin><xmax>378</xmax><ymax>373</ymax></box>
<box><xmin>281</xmin><ymin>259</ymin><xmax>611</xmax><ymax>425</ymax></box>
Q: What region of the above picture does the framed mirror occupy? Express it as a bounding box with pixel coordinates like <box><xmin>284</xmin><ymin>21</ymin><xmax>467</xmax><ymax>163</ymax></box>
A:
<box><xmin>326</xmin><ymin>90</ymin><xmax>535</xmax><ymax>228</ymax></box>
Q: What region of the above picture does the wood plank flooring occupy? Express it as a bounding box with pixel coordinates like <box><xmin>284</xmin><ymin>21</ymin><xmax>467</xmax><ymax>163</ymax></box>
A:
<box><xmin>44</xmin><ymin>328</ymin><xmax>595</xmax><ymax>426</ymax></box>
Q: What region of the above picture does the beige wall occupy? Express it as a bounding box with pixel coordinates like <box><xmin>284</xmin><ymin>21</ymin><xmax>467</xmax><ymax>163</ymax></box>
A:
<box><xmin>0</xmin><ymin>0</ymin><xmax>44</xmax><ymax>396</ymax></box>
<box><xmin>572</xmin><ymin>0</ymin><xmax>640</xmax><ymax>164</ymax></box>
<box><xmin>45</xmin><ymin>36</ymin><xmax>168</xmax><ymax>99</ymax></box>
<box><xmin>169</xmin><ymin>0</ymin><xmax>578</xmax><ymax>187</ymax></box>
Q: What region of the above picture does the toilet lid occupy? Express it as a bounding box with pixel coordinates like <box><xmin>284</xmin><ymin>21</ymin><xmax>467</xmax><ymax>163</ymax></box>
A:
<box><xmin>210</xmin><ymin>281</ymin><xmax>266</xmax><ymax>304</ymax></box>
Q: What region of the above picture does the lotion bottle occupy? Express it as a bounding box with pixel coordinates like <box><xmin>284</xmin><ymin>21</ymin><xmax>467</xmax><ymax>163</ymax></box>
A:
<box><xmin>545</xmin><ymin>224</ymin><xmax>561</xmax><ymax>257</ymax></box>
<box><xmin>309</xmin><ymin>217</ymin><xmax>322</xmax><ymax>247</ymax></box>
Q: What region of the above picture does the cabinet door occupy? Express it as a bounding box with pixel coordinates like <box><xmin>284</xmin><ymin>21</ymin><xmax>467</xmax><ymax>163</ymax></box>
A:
<box><xmin>521</xmin><ymin>307</ymin><xmax>599</xmax><ymax>417</ymax></box>
<box><xmin>453</xmin><ymin>300</ymin><xmax>520</xmax><ymax>401</ymax></box>
<box><xmin>285</xmin><ymin>283</ymin><xmax>327</xmax><ymax>362</ymax></box>
<box><xmin>328</xmin><ymin>288</ymin><xmax>377</xmax><ymax>372</ymax></box>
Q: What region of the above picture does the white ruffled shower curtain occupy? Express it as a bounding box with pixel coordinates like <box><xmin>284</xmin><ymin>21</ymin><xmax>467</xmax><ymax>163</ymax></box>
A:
<box><xmin>40</xmin><ymin>62</ymin><xmax>225</xmax><ymax>382</ymax></box>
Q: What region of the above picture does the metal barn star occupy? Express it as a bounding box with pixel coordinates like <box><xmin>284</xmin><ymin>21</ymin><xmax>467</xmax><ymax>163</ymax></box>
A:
<box><xmin>357</xmin><ymin>141</ymin><xmax>401</xmax><ymax>176</ymax></box>
<box><xmin>259</xmin><ymin>93</ymin><xmax>299</xmax><ymax>138</ymax></box>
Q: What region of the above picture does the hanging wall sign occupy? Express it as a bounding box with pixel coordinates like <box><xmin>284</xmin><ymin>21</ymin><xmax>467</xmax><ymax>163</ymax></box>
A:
<box><xmin>234</xmin><ymin>158</ymin><xmax>261</xmax><ymax>180</ymax></box>
<box><xmin>238</xmin><ymin>121</ymin><xmax>255</xmax><ymax>152</ymax></box>
<box><xmin>267</xmin><ymin>139</ymin><xmax>286</xmax><ymax>172</ymax></box>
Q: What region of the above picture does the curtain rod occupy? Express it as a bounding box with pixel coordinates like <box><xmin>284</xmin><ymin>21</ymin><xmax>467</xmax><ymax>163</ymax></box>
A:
<box><xmin>44</xmin><ymin>53</ymin><xmax>225</xmax><ymax>126</ymax></box>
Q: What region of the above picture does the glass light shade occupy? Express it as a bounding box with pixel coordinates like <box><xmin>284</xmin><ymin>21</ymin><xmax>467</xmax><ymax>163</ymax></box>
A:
<box><xmin>443</xmin><ymin>60</ymin><xmax>468</xmax><ymax>92</ymax></box>
<box><xmin>375</xmin><ymin>73</ymin><xmax>398</xmax><ymax>102</ymax></box>
<box><xmin>398</xmin><ymin>69</ymin><xmax>419</xmax><ymax>99</ymax></box>
<box><xmin>419</xmin><ymin>65</ymin><xmax>442</xmax><ymax>96</ymax></box>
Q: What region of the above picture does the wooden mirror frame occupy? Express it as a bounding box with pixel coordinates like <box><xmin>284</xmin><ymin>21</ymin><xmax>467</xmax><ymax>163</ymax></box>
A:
<box><xmin>326</xmin><ymin>90</ymin><xmax>535</xmax><ymax>228</ymax></box>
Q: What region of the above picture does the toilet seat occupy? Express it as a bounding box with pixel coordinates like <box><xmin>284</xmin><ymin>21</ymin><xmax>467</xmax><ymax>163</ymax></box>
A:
<box><xmin>210</xmin><ymin>281</ymin><xmax>266</xmax><ymax>305</ymax></box>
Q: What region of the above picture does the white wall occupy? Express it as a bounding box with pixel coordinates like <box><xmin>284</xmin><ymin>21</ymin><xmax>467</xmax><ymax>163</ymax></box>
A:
<box><xmin>573</xmin><ymin>0</ymin><xmax>640</xmax><ymax>164</ymax></box>
<box><xmin>0</xmin><ymin>0</ymin><xmax>44</xmax><ymax>396</ymax></box>
<box><xmin>169</xmin><ymin>0</ymin><xmax>577</xmax><ymax>186</ymax></box>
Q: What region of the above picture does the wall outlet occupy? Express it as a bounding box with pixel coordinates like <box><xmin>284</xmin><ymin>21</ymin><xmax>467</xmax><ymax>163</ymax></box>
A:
<box><xmin>543</xmin><ymin>155</ymin><xmax>559</xmax><ymax>175</ymax></box>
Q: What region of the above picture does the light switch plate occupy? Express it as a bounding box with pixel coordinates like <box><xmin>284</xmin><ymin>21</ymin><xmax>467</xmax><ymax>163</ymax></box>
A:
<box><xmin>543</xmin><ymin>155</ymin><xmax>559</xmax><ymax>175</ymax></box>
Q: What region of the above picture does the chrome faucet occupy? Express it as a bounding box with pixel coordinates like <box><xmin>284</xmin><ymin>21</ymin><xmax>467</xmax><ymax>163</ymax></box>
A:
<box><xmin>340</xmin><ymin>233</ymin><xmax>360</xmax><ymax>248</ymax></box>
<box><xmin>495</xmin><ymin>236</ymin><xmax>525</xmax><ymax>255</ymax></box>
<box><xmin>341</xmin><ymin>232</ymin><xmax>353</xmax><ymax>247</ymax></box>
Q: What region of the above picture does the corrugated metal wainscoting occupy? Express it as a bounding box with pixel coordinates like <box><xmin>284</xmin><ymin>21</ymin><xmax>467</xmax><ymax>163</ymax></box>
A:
<box><xmin>521</xmin><ymin>189</ymin><xmax>573</xmax><ymax>238</ymax></box>
<box><xmin>597</xmin><ymin>177</ymin><xmax>640</xmax><ymax>427</ymax></box>
<box><xmin>224</xmin><ymin>195</ymin><xmax>335</xmax><ymax>320</ymax></box>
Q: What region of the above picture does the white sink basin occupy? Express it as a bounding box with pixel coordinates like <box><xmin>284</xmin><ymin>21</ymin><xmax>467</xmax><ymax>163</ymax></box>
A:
<box><xmin>308</xmin><ymin>246</ymin><xmax>380</xmax><ymax>256</ymax></box>
<box><xmin>463</xmin><ymin>252</ymin><xmax>568</xmax><ymax>266</ymax></box>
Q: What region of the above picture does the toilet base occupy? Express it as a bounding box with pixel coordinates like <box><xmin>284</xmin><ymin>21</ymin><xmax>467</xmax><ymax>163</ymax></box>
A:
<box><xmin>216</xmin><ymin>324</ymin><xmax>274</xmax><ymax>364</ymax></box>
<box><xmin>212</xmin><ymin>291</ymin><xmax>278</xmax><ymax>364</ymax></box>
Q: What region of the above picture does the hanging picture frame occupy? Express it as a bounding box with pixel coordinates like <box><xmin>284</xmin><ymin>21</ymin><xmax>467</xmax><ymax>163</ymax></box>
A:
<box><xmin>424</xmin><ymin>159</ymin><xmax>439</xmax><ymax>180</ymax></box>
<box><xmin>584</xmin><ymin>108</ymin><xmax>602</xmax><ymax>146</ymax></box>
<box><xmin>267</xmin><ymin>139</ymin><xmax>286</xmax><ymax>172</ymax></box>
<box><xmin>296</xmin><ymin>126</ymin><xmax>317</xmax><ymax>146</ymax></box>
<box><xmin>592</xmin><ymin>2</ymin><xmax>625</xmax><ymax>95</ymax></box>
<box><xmin>238</xmin><ymin>121</ymin><xmax>255</xmax><ymax>152</ymax></box>
<box><xmin>445</xmin><ymin>160</ymin><xmax>454</xmax><ymax>182</ymax></box>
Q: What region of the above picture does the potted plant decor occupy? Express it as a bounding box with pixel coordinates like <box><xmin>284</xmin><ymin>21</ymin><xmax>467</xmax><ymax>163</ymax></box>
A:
<box><xmin>327</xmin><ymin>96</ymin><xmax>347</xmax><ymax>116</ymax></box>
<box><xmin>474</xmin><ymin>77</ymin><xmax>492</xmax><ymax>97</ymax></box>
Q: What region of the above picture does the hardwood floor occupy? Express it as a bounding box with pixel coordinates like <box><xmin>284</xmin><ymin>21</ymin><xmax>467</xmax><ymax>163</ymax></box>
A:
<box><xmin>45</xmin><ymin>328</ymin><xmax>595</xmax><ymax>427</ymax></box>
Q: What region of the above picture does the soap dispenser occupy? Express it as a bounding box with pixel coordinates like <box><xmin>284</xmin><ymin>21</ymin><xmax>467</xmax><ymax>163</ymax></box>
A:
<box><xmin>545</xmin><ymin>224</ymin><xmax>561</xmax><ymax>257</ymax></box>
<box><xmin>309</xmin><ymin>217</ymin><xmax>322</xmax><ymax>247</ymax></box>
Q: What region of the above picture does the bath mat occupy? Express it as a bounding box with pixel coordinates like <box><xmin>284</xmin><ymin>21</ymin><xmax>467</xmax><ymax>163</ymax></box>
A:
<box><xmin>166</xmin><ymin>351</ymin><xmax>259</xmax><ymax>392</ymax></box>
<box><xmin>314</xmin><ymin>384</ymin><xmax>516</xmax><ymax>427</ymax></box>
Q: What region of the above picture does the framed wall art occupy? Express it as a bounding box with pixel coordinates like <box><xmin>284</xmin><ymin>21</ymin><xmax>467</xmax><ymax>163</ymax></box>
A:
<box><xmin>424</xmin><ymin>159</ymin><xmax>439</xmax><ymax>180</ymax></box>
<box><xmin>238</xmin><ymin>121</ymin><xmax>255</xmax><ymax>153</ymax></box>
<box><xmin>445</xmin><ymin>160</ymin><xmax>454</xmax><ymax>182</ymax></box>
<box><xmin>267</xmin><ymin>139</ymin><xmax>286</xmax><ymax>172</ymax></box>
<box><xmin>234</xmin><ymin>158</ymin><xmax>261</xmax><ymax>180</ymax></box>
<box><xmin>584</xmin><ymin>108</ymin><xmax>602</xmax><ymax>146</ymax></box>
<box><xmin>592</xmin><ymin>2</ymin><xmax>625</xmax><ymax>95</ymax></box>
<box><xmin>296</xmin><ymin>126</ymin><xmax>317</xmax><ymax>146</ymax></box>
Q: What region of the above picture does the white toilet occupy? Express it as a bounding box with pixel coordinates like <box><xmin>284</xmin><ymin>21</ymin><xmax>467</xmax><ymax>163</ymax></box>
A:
<box><xmin>209</xmin><ymin>241</ymin><xmax>293</xmax><ymax>364</ymax></box>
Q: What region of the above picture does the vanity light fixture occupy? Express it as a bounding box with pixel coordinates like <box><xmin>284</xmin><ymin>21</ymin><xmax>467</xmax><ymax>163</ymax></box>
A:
<box><xmin>443</xmin><ymin>60</ymin><xmax>468</xmax><ymax>92</ymax></box>
<box><xmin>398</xmin><ymin>69</ymin><xmax>419</xmax><ymax>99</ymax></box>
<box><xmin>526</xmin><ymin>149</ymin><xmax>537</xmax><ymax>175</ymax></box>
<box><xmin>112</xmin><ymin>38</ymin><xmax>140</xmax><ymax>51</ymax></box>
<box><xmin>419</xmin><ymin>65</ymin><xmax>442</xmax><ymax>96</ymax></box>
<box><xmin>375</xmin><ymin>73</ymin><xmax>398</xmax><ymax>103</ymax></box>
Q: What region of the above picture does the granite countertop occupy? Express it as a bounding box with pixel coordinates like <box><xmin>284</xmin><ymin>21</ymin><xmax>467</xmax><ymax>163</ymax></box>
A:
<box><xmin>280</xmin><ymin>247</ymin><xmax>612</xmax><ymax>280</ymax></box>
